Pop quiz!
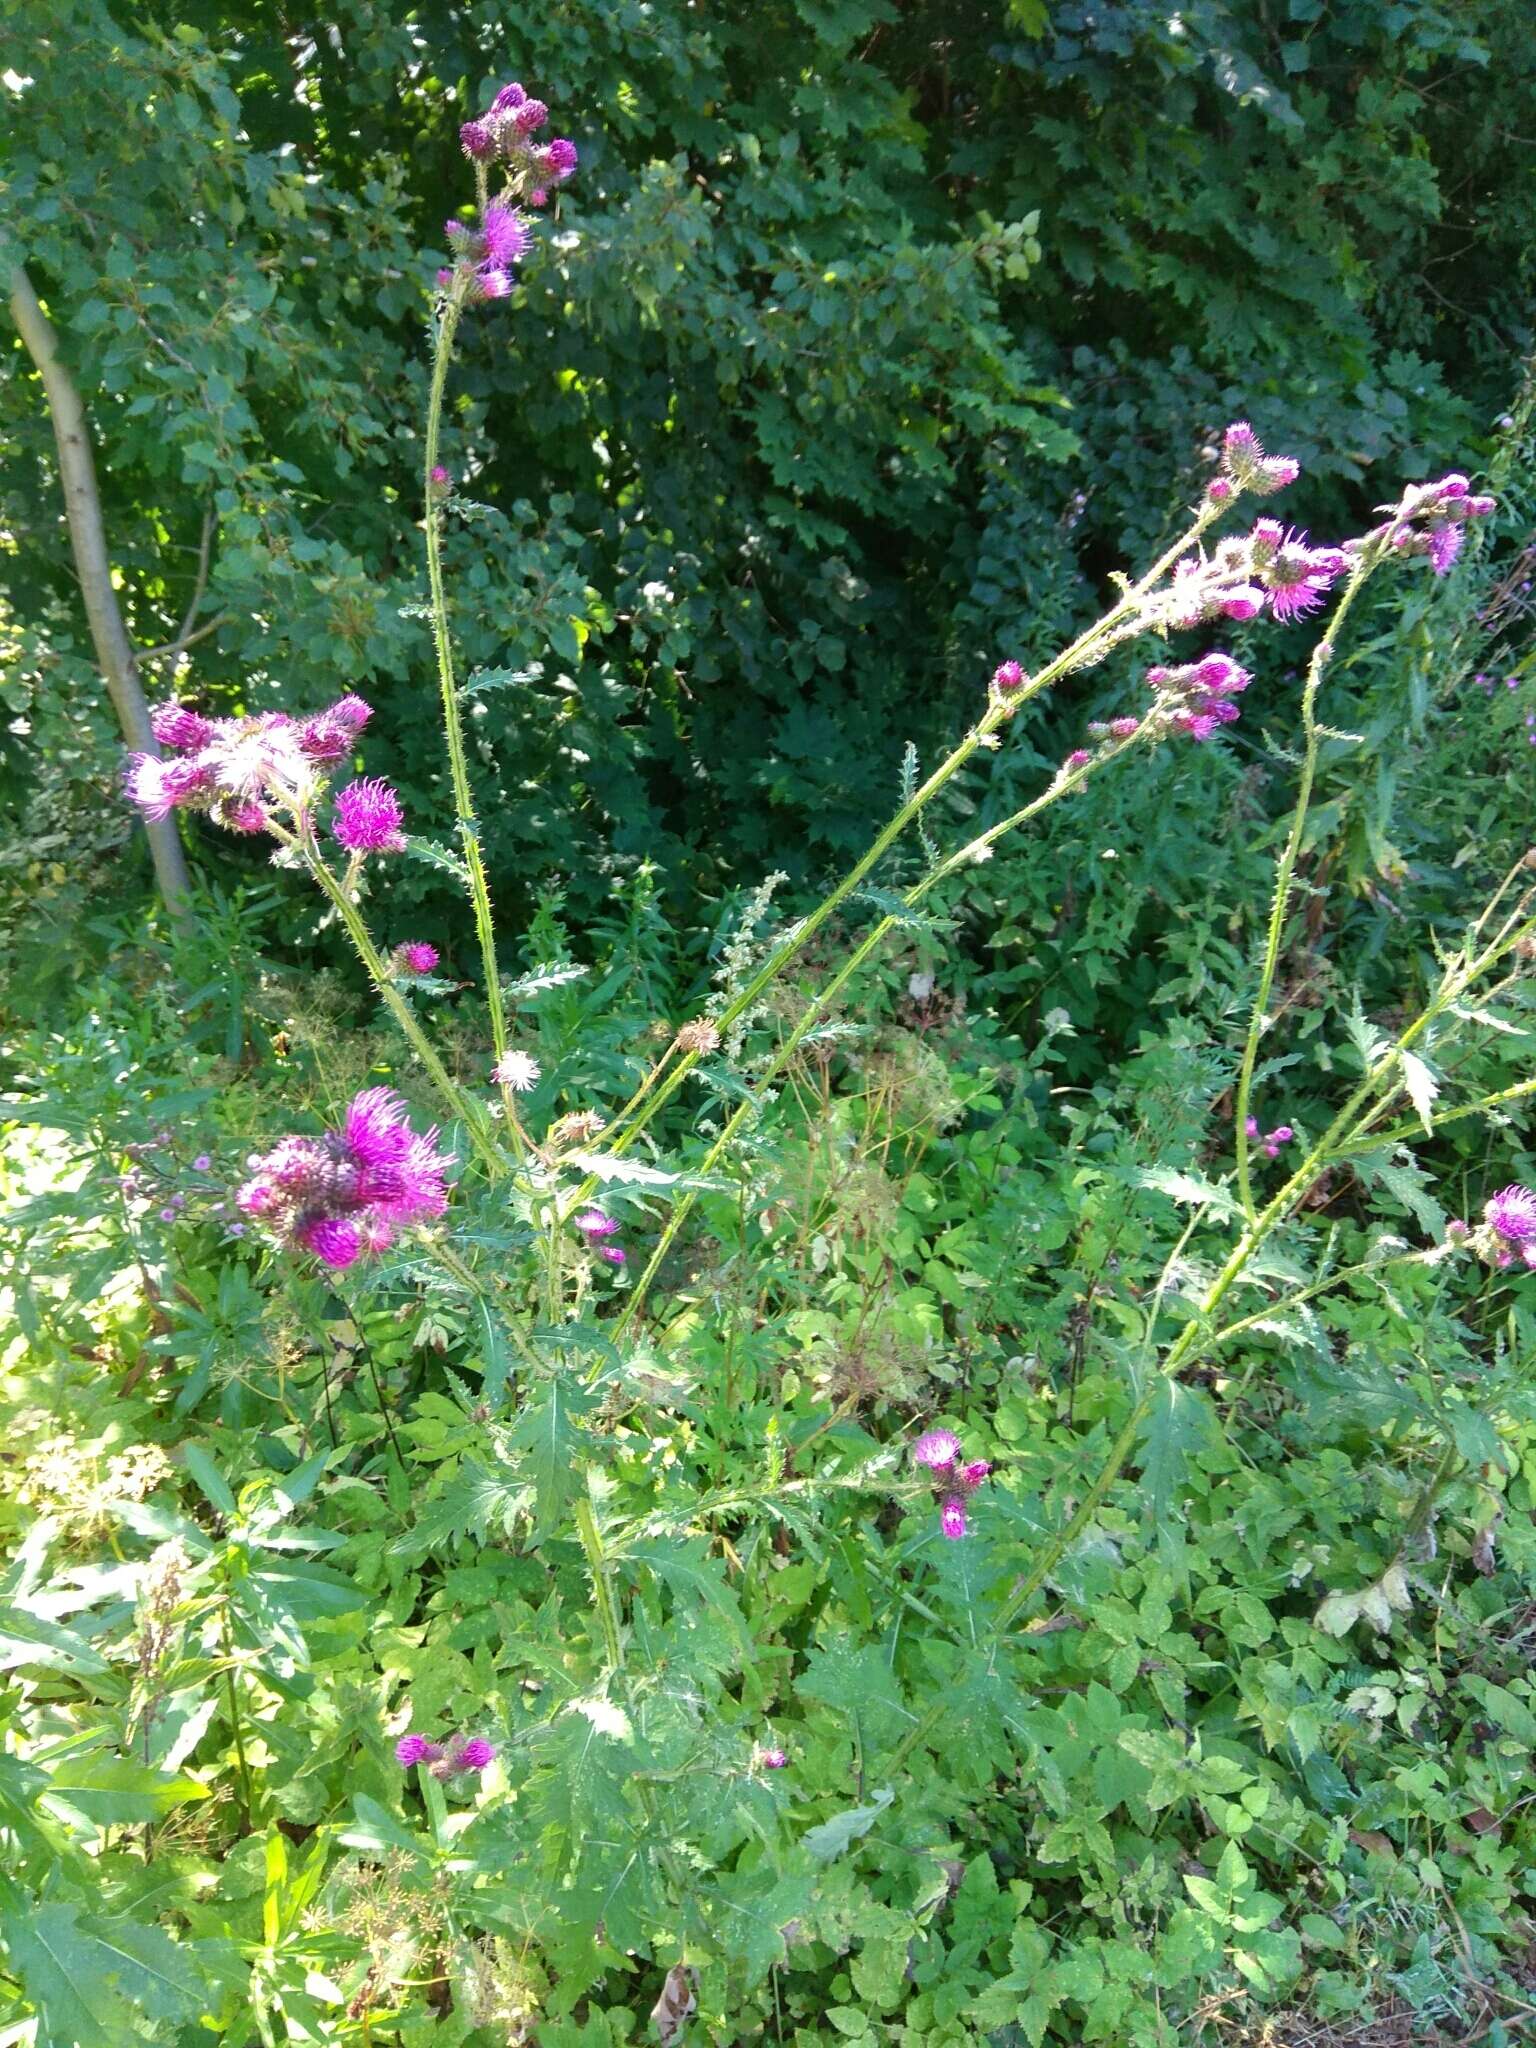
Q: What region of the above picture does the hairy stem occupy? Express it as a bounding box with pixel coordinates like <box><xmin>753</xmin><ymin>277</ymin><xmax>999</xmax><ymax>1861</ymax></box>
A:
<box><xmin>424</xmin><ymin>296</ymin><xmax>519</xmax><ymax>1142</ymax></box>
<box><xmin>1233</xmin><ymin>529</ymin><xmax>1390</xmax><ymax>1217</ymax></box>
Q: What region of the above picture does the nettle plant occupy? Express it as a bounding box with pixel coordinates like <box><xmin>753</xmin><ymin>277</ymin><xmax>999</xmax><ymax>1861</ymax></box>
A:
<box><xmin>111</xmin><ymin>79</ymin><xmax>1530</xmax><ymax>2034</ymax></box>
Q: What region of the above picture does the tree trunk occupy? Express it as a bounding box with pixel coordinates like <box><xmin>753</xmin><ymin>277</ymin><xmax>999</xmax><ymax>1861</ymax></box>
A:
<box><xmin>7</xmin><ymin>262</ymin><xmax>192</xmax><ymax>912</ymax></box>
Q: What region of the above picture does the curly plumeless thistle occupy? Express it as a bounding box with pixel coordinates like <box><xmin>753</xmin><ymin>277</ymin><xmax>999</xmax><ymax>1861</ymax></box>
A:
<box><xmin>237</xmin><ymin>1088</ymin><xmax>450</xmax><ymax>1271</ymax></box>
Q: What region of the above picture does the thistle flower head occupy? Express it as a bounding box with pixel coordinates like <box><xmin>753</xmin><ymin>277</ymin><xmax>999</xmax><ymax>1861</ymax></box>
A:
<box><xmin>456</xmin><ymin>1737</ymin><xmax>496</xmax><ymax>1772</ymax></box>
<box><xmin>150</xmin><ymin>702</ymin><xmax>216</xmax><ymax>752</ymax></box>
<box><xmin>757</xmin><ymin>1746</ymin><xmax>789</xmax><ymax>1769</ymax></box>
<box><xmin>939</xmin><ymin>1497</ymin><xmax>968</xmax><ymax>1540</ymax></box>
<box><xmin>333</xmin><ymin>778</ymin><xmax>406</xmax><ymax>854</ymax></box>
<box><xmin>395</xmin><ymin>942</ymin><xmax>440</xmax><ymax>977</ymax></box>
<box><xmin>576</xmin><ymin>1208</ymin><xmax>621</xmax><ymax>1238</ymax></box>
<box><xmin>395</xmin><ymin>1733</ymin><xmax>444</xmax><ymax>1767</ymax></box>
<box><xmin>492</xmin><ymin>1050</ymin><xmax>541</xmax><ymax>1092</ymax></box>
<box><xmin>1486</xmin><ymin>1184</ymin><xmax>1536</xmax><ymax>1244</ymax></box>
<box><xmin>912</xmin><ymin>1428</ymin><xmax>960</xmax><ymax>1472</ymax></box>
<box><xmin>239</xmin><ymin>1091</ymin><xmax>450</xmax><ymax>1270</ymax></box>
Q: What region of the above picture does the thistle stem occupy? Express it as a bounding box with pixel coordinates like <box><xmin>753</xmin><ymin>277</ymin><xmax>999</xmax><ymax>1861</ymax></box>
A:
<box><xmin>423</xmin><ymin>296</ymin><xmax>517</xmax><ymax>1145</ymax></box>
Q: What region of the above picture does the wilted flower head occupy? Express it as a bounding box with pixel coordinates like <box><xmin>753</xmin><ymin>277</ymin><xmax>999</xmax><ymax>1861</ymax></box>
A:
<box><xmin>492</xmin><ymin>1050</ymin><xmax>541</xmax><ymax>1092</ymax></box>
<box><xmin>757</xmin><ymin>1746</ymin><xmax>789</xmax><ymax>1770</ymax></box>
<box><xmin>333</xmin><ymin>778</ymin><xmax>406</xmax><ymax>855</ymax></box>
<box><xmin>237</xmin><ymin>1088</ymin><xmax>450</xmax><ymax>1270</ymax></box>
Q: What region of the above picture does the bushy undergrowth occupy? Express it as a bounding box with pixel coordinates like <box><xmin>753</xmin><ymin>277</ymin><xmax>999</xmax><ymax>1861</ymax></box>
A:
<box><xmin>6</xmin><ymin>28</ymin><xmax>1536</xmax><ymax>2048</ymax></box>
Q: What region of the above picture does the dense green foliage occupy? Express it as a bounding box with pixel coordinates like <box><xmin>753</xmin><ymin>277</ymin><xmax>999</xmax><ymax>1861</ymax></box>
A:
<box><xmin>5</xmin><ymin>0</ymin><xmax>1533</xmax><ymax>958</ymax></box>
<box><xmin>5</xmin><ymin>5</ymin><xmax>1536</xmax><ymax>2046</ymax></box>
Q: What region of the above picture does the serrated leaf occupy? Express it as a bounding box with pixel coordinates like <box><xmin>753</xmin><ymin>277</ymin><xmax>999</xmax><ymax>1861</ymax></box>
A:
<box><xmin>501</xmin><ymin>961</ymin><xmax>590</xmax><ymax>1000</ymax></box>
<box><xmin>402</xmin><ymin>835</ymin><xmax>470</xmax><ymax>884</ymax></box>
<box><xmin>564</xmin><ymin>1149</ymin><xmax>728</xmax><ymax>1192</ymax></box>
<box><xmin>1136</xmin><ymin>1380</ymin><xmax>1222</xmax><ymax>1524</ymax></box>
<box><xmin>1137</xmin><ymin>1165</ymin><xmax>1239</xmax><ymax>1219</ymax></box>
<box><xmin>1399</xmin><ymin>1051</ymin><xmax>1439</xmax><ymax>1135</ymax></box>
<box><xmin>509</xmin><ymin>1377</ymin><xmax>598</xmax><ymax>1533</ymax></box>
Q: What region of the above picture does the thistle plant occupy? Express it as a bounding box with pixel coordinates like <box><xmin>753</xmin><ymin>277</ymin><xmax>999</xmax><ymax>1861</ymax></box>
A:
<box><xmin>124</xmin><ymin>86</ymin><xmax>1505</xmax><ymax>1348</ymax></box>
<box><xmin>112</xmin><ymin>92</ymin><xmax>1534</xmax><ymax>1998</ymax></box>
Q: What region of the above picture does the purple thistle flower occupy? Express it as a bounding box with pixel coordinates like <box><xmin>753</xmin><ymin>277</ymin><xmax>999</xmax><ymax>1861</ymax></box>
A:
<box><xmin>598</xmin><ymin>1244</ymin><xmax>626</xmax><ymax>1267</ymax></box>
<box><xmin>1219</xmin><ymin>585</ymin><xmax>1266</xmax><ymax>621</ymax></box>
<box><xmin>296</xmin><ymin>1215</ymin><xmax>362</xmax><ymax>1270</ymax></box>
<box><xmin>576</xmin><ymin>1208</ymin><xmax>621</xmax><ymax>1237</ymax></box>
<box><xmin>958</xmin><ymin>1460</ymin><xmax>991</xmax><ymax>1490</ymax></box>
<box><xmin>1485</xmin><ymin>1185</ymin><xmax>1536</xmax><ymax>1244</ymax></box>
<box><xmin>456</xmin><ymin>1737</ymin><xmax>496</xmax><ymax>1772</ymax></box>
<box><xmin>396</xmin><ymin>942</ymin><xmax>440</xmax><ymax>976</ymax></box>
<box><xmin>150</xmin><ymin>702</ymin><xmax>216</xmax><ymax>752</ymax></box>
<box><xmin>913</xmin><ymin>1429</ymin><xmax>960</xmax><ymax>1472</ymax></box>
<box><xmin>333</xmin><ymin>778</ymin><xmax>406</xmax><ymax>853</ymax></box>
<box><xmin>1207</xmin><ymin>477</ymin><xmax>1233</xmax><ymax>503</ymax></box>
<box><xmin>939</xmin><ymin>1497</ymin><xmax>968</xmax><ymax>1541</ymax></box>
<box><xmin>758</xmin><ymin>1747</ymin><xmax>788</xmax><ymax>1770</ymax></box>
<box><xmin>1257</xmin><ymin>455</ymin><xmax>1300</xmax><ymax>491</ymax></box>
<box><xmin>124</xmin><ymin>753</ymin><xmax>212</xmax><ymax>820</ymax></box>
<box><xmin>460</xmin><ymin>119</ymin><xmax>496</xmax><ymax>159</ymax></box>
<box><xmin>1065</xmin><ymin>748</ymin><xmax>1093</xmax><ymax>770</ymax></box>
<box><xmin>482</xmin><ymin>203</ymin><xmax>533</xmax><ymax>267</ymax></box>
<box><xmin>545</xmin><ymin>137</ymin><xmax>579</xmax><ymax>179</ymax></box>
<box><xmin>992</xmin><ymin>658</ymin><xmax>1025</xmax><ymax>692</ymax></box>
<box><xmin>159</xmin><ymin>1206</ymin><xmax>177</xmax><ymax>1223</ymax></box>
<box><xmin>193</xmin><ymin>1154</ymin><xmax>212</xmax><ymax>1171</ymax></box>
<box><xmin>239</xmin><ymin>1090</ymin><xmax>450</xmax><ymax>1269</ymax></box>
<box><xmin>513</xmin><ymin>98</ymin><xmax>548</xmax><ymax>133</ymax></box>
<box><xmin>1427</xmin><ymin>523</ymin><xmax>1464</xmax><ymax>577</ymax></box>
<box><xmin>396</xmin><ymin>1733</ymin><xmax>444</xmax><ymax>1767</ymax></box>
<box><xmin>470</xmin><ymin>267</ymin><xmax>514</xmax><ymax>302</ymax></box>
<box><xmin>491</xmin><ymin>81</ymin><xmax>527</xmax><ymax>114</ymax></box>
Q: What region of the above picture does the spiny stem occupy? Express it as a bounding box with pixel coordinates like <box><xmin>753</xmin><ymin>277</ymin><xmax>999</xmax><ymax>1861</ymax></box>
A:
<box><xmin>1233</xmin><ymin>528</ymin><xmax>1391</xmax><ymax>1219</ymax></box>
<box><xmin>424</xmin><ymin>296</ymin><xmax>518</xmax><ymax>1145</ymax></box>
<box><xmin>297</xmin><ymin>840</ymin><xmax>503</xmax><ymax>1173</ymax></box>
<box><xmin>574</xmin><ymin>1495</ymin><xmax>625</xmax><ymax>1673</ymax></box>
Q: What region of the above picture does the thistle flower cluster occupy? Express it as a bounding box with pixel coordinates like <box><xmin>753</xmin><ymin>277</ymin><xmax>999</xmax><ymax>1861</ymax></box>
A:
<box><xmin>125</xmin><ymin>693</ymin><xmax>408</xmax><ymax>857</ymax></box>
<box><xmin>125</xmin><ymin>695</ymin><xmax>372</xmax><ymax>834</ymax></box>
<box><xmin>1161</xmin><ymin>527</ymin><xmax>1349</xmax><ymax>633</ymax></box>
<box><xmin>575</xmin><ymin>1207</ymin><xmax>626</xmax><ymax>1268</ymax></box>
<box><xmin>236</xmin><ymin>1088</ymin><xmax>450</xmax><ymax>1271</ymax></box>
<box><xmin>1210</xmin><ymin>420</ymin><xmax>1302</xmax><ymax>502</ymax></box>
<box><xmin>442</xmin><ymin>79</ymin><xmax>578</xmax><ymax>302</ymax></box>
<box><xmin>1389</xmin><ymin>472</ymin><xmax>1496</xmax><ymax>578</ymax></box>
<box><xmin>1245</xmin><ymin>1114</ymin><xmax>1295</xmax><ymax>1160</ymax></box>
<box><xmin>911</xmin><ymin>1429</ymin><xmax>990</xmax><ymax>1541</ymax></box>
<box><xmin>1140</xmin><ymin>651</ymin><xmax>1254</xmax><ymax>743</ymax></box>
<box><xmin>1448</xmin><ymin>1184</ymin><xmax>1536</xmax><ymax>1271</ymax></box>
<box><xmin>396</xmin><ymin>1730</ymin><xmax>497</xmax><ymax>1779</ymax></box>
<box><xmin>458</xmin><ymin>79</ymin><xmax>579</xmax><ymax>204</ymax></box>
